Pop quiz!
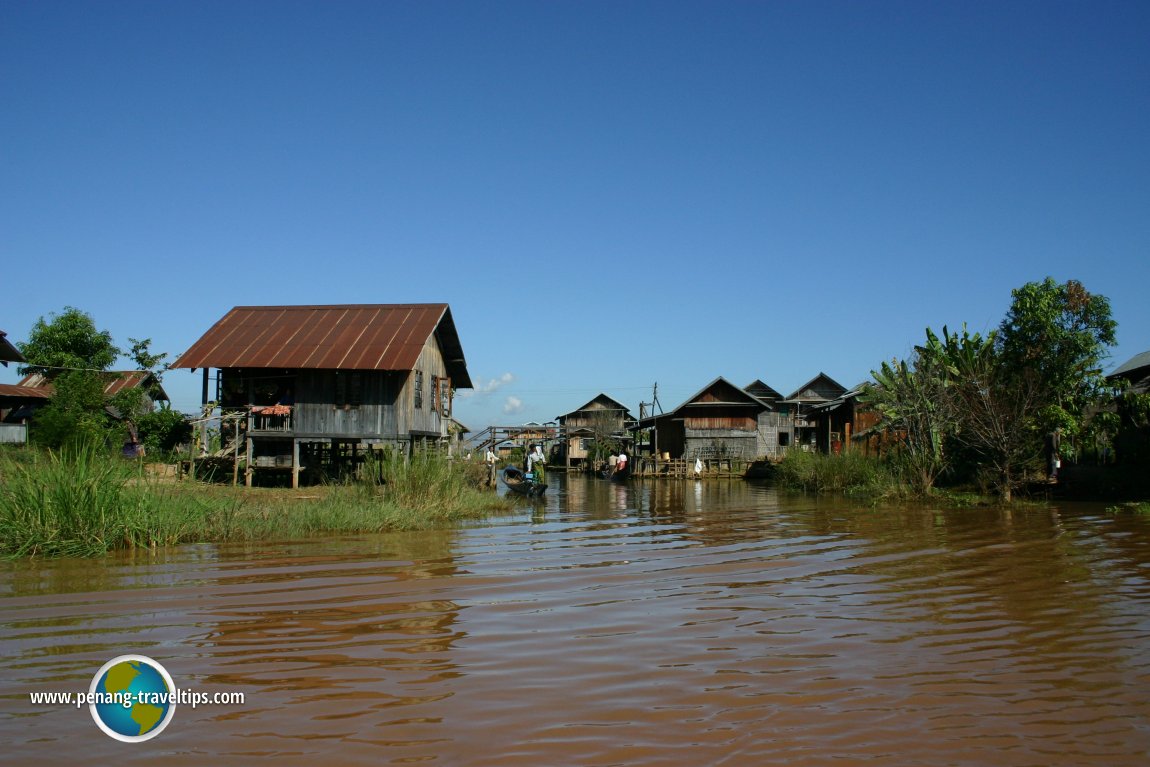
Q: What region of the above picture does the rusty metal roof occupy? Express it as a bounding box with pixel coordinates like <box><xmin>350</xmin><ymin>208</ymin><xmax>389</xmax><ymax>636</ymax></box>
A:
<box><xmin>171</xmin><ymin>304</ymin><xmax>472</xmax><ymax>388</ymax></box>
<box><xmin>0</xmin><ymin>383</ymin><xmax>50</xmax><ymax>399</ymax></box>
<box><xmin>16</xmin><ymin>371</ymin><xmax>169</xmax><ymax>401</ymax></box>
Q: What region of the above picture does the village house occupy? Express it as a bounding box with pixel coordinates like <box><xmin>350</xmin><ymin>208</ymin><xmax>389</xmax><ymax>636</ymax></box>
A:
<box><xmin>555</xmin><ymin>393</ymin><xmax>637</xmax><ymax>470</ymax></box>
<box><xmin>781</xmin><ymin>373</ymin><xmax>848</xmax><ymax>450</ymax></box>
<box><xmin>804</xmin><ymin>386</ymin><xmax>881</xmax><ymax>454</ymax></box>
<box><xmin>171</xmin><ymin>303</ymin><xmax>472</xmax><ymax>487</ymax></box>
<box><xmin>745</xmin><ymin>379</ymin><xmax>791</xmax><ymax>458</ymax></box>
<box><xmin>0</xmin><ymin>331</ymin><xmax>39</xmax><ymax>443</ymax></box>
<box><xmin>638</xmin><ymin>377</ymin><xmax>767</xmax><ymax>462</ymax></box>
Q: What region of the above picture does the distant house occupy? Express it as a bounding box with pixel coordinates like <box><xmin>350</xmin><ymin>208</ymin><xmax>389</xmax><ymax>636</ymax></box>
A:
<box><xmin>555</xmin><ymin>393</ymin><xmax>636</xmax><ymax>469</ymax></box>
<box><xmin>17</xmin><ymin>370</ymin><xmax>170</xmax><ymax>414</ymax></box>
<box><xmin>3</xmin><ymin>369</ymin><xmax>168</xmax><ymax>444</ymax></box>
<box><xmin>170</xmin><ymin>304</ymin><xmax>472</xmax><ymax>486</ymax></box>
<box><xmin>805</xmin><ymin>386</ymin><xmax>880</xmax><ymax>454</ymax></box>
<box><xmin>1108</xmin><ymin>351</ymin><xmax>1150</xmax><ymax>394</ymax></box>
<box><xmin>639</xmin><ymin>377</ymin><xmax>766</xmax><ymax>461</ymax></box>
<box><xmin>0</xmin><ymin>383</ymin><xmax>48</xmax><ymax>444</ymax></box>
<box><xmin>1107</xmin><ymin>350</ymin><xmax>1150</xmax><ymax>466</ymax></box>
<box><xmin>781</xmin><ymin>373</ymin><xmax>847</xmax><ymax>450</ymax></box>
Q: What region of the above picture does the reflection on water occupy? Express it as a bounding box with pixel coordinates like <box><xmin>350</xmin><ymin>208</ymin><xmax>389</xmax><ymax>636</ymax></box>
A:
<box><xmin>3</xmin><ymin>474</ymin><xmax>1150</xmax><ymax>765</ymax></box>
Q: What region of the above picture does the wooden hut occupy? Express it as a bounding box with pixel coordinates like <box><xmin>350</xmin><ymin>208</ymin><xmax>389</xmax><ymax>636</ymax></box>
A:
<box><xmin>805</xmin><ymin>386</ymin><xmax>877</xmax><ymax>454</ymax></box>
<box><xmin>781</xmin><ymin>373</ymin><xmax>847</xmax><ymax>450</ymax></box>
<box><xmin>744</xmin><ymin>379</ymin><xmax>791</xmax><ymax>458</ymax></box>
<box><xmin>170</xmin><ymin>303</ymin><xmax>472</xmax><ymax>487</ymax></box>
<box><xmin>555</xmin><ymin>393</ymin><xmax>637</xmax><ymax>470</ymax></box>
<box><xmin>639</xmin><ymin>377</ymin><xmax>766</xmax><ymax>462</ymax></box>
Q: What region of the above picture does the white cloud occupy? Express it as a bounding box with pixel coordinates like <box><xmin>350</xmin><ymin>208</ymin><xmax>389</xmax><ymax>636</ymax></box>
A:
<box><xmin>503</xmin><ymin>395</ymin><xmax>523</xmax><ymax>414</ymax></box>
<box><xmin>458</xmin><ymin>372</ymin><xmax>515</xmax><ymax>398</ymax></box>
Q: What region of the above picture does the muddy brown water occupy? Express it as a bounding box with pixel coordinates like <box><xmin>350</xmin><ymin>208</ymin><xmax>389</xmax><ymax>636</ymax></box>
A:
<box><xmin>2</xmin><ymin>475</ymin><xmax>1149</xmax><ymax>766</ymax></box>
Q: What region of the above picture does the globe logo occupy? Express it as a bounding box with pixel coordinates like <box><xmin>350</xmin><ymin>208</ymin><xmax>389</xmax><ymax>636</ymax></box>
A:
<box><xmin>89</xmin><ymin>654</ymin><xmax>177</xmax><ymax>742</ymax></box>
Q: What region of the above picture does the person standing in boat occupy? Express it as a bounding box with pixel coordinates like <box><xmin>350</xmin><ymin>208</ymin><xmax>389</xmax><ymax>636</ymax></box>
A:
<box><xmin>528</xmin><ymin>443</ymin><xmax>546</xmax><ymax>483</ymax></box>
<box><xmin>615</xmin><ymin>449</ymin><xmax>628</xmax><ymax>476</ymax></box>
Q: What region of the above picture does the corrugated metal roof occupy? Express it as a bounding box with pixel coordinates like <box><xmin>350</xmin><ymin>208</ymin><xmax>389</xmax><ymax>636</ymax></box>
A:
<box><xmin>16</xmin><ymin>371</ymin><xmax>169</xmax><ymax>401</ymax></box>
<box><xmin>1109</xmin><ymin>350</ymin><xmax>1150</xmax><ymax>379</ymax></box>
<box><xmin>0</xmin><ymin>383</ymin><xmax>50</xmax><ymax>399</ymax></box>
<box><xmin>171</xmin><ymin>304</ymin><xmax>472</xmax><ymax>388</ymax></box>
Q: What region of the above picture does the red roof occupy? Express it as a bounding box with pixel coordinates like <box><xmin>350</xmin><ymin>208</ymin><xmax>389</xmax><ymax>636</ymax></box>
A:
<box><xmin>170</xmin><ymin>304</ymin><xmax>472</xmax><ymax>387</ymax></box>
<box><xmin>0</xmin><ymin>383</ymin><xmax>50</xmax><ymax>399</ymax></box>
<box><xmin>16</xmin><ymin>371</ymin><xmax>169</xmax><ymax>401</ymax></box>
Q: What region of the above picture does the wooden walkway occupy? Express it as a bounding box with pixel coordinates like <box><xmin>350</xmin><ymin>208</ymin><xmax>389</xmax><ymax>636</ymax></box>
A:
<box><xmin>631</xmin><ymin>456</ymin><xmax>749</xmax><ymax>479</ymax></box>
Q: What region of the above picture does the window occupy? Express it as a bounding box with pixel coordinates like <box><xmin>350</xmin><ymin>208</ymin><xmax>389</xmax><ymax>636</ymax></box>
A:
<box><xmin>414</xmin><ymin>370</ymin><xmax>424</xmax><ymax>409</ymax></box>
<box><xmin>431</xmin><ymin>375</ymin><xmax>439</xmax><ymax>413</ymax></box>
<box><xmin>440</xmin><ymin>376</ymin><xmax>451</xmax><ymax>417</ymax></box>
<box><xmin>778</xmin><ymin>432</ymin><xmax>791</xmax><ymax>447</ymax></box>
<box><xmin>335</xmin><ymin>371</ymin><xmax>362</xmax><ymax>408</ymax></box>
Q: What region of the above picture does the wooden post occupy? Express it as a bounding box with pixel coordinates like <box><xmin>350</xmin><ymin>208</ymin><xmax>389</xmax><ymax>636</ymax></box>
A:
<box><xmin>292</xmin><ymin>439</ymin><xmax>301</xmax><ymax>489</ymax></box>
<box><xmin>232</xmin><ymin>414</ymin><xmax>240</xmax><ymax>486</ymax></box>
<box><xmin>845</xmin><ymin>421</ymin><xmax>852</xmax><ymax>453</ymax></box>
<box><xmin>245</xmin><ymin>433</ymin><xmax>253</xmax><ymax>487</ymax></box>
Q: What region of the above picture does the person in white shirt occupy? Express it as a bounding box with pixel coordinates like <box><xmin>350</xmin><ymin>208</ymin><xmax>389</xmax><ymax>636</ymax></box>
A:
<box><xmin>485</xmin><ymin>447</ymin><xmax>498</xmax><ymax>486</ymax></box>
<box><xmin>527</xmin><ymin>444</ymin><xmax>546</xmax><ymax>482</ymax></box>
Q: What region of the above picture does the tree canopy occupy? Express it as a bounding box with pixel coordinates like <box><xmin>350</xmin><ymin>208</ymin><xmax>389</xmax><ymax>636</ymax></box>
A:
<box><xmin>17</xmin><ymin>306</ymin><xmax>119</xmax><ymax>376</ymax></box>
<box><xmin>865</xmin><ymin>278</ymin><xmax>1117</xmax><ymax>500</ymax></box>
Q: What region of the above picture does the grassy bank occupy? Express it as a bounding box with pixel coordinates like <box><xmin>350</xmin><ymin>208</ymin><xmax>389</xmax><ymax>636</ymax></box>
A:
<box><xmin>773</xmin><ymin>450</ymin><xmax>913</xmax><ymax>499</ymax></box>
<box><xmin>0</xmin><ymin>446</ymin><xmax>512</xmax><ymax>558</ymax></box>
<box><xmin>771</xmin><ymin>450</ymin><xmax>1071</xmax><ymax>506</ymax></box>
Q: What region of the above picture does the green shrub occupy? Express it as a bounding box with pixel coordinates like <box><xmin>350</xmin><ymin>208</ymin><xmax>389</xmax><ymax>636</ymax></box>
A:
<box><xmin>774</xmin><ymin>450</ymin><xmax>908</xmax><ymax>498</ymax></box>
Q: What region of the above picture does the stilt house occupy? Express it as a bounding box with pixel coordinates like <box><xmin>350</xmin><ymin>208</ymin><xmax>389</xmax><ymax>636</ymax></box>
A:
<box><xmin>782</xmin><ymin>373</ymin><xmax>847</xmax><ymax>450</ymax></box>
<box><xmin>556</xmin><ymin>393</ymin><xmax>637</xmax><ymax>469</ymax></box>
<box><xmin>171</xmin><ymin>304</ymin><xmax>472</xmax><ymax>486</ymax></box>
<box><xmin>639</xmin><ymin>377</ymin><xmax>766</xmax><ymax>461</ymax></box>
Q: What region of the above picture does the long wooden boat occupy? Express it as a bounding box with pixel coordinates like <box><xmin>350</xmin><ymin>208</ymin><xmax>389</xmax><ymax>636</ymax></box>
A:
<box><xmin>598</xmin><ymin>466</ymin><xmax>630</xmax><ymax>482</ymax></box>
<box><xmin>502</xmin><ymin>465</ymin><xmax>547</xmax><ymax>497</ymax></box>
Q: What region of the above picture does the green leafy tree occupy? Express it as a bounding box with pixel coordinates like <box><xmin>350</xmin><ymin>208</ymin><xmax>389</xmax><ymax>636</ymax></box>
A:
<box><xmin>17</xmin><ymin>307</ymin><xmax>119</xmax><ymax>377</ymax></box>
<box><xmin>997</xmin><ymin>277</ymin><xmax>1117</xmax><ymax>440</ymax></box>
<box><xmin>30</xmin><ymin>370</ymin><xmax>110</xmax><ymax>448</ymax></box>
<box><xmin>137</xmin><ymin>405</ymin><xmax>193</xmax><ymax>455</ymax></box>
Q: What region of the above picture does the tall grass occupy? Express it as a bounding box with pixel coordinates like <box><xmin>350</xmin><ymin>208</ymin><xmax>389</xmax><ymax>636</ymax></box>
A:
<box><xmin>774</xmin><ymin>450</ymin><xmax>910</xmax><ymax>498</ymax></box>
<box><xmin>0</xmin><ymin>446</ymin><xmax>511</xmax><ymax>558</ymax></box>
<box><xmin>0</xmin><ymin>444</ymin><xmax>152</xmax><ymax>557</ymax></box>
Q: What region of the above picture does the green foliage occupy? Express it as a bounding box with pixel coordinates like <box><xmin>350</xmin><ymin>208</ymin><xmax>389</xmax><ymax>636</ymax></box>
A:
<box><xmin>0</xmin><ymin>444</ymin><xmax>146</xmax><ymax>557</ymax></box>
<box><xmin>30</xmin><ymin>371</ymin><xmax>112</xmax><ymax>449</ymax></box>
<box><xmin>137</xmin><ymin>406</ymin><xmax>193</xmax><ymax>455</ymax></box>
<box><xmin>998</xmin><ymin>277</ymin><xmax>1116</xmax><ymax>425</ymax></box>
<box><xmin>774</xmin><ymin>450</ymin><xmax>907</xmax><ymax>498</ymax></box>
<box><xmin>18</xmin><ymin>306</ymin><xmax>119</xmax><ymax>376</ymax></box>
<box><xmin>864</xmin><ymin>331</ymin><xmax>955</xmax><ymax>493</ymax></box>
<box><xmin>864</xmin><ymin>278</ymin><xmax>1118</xmax><ymax>502</ymax></box>
<box><xmin>0</xmin><ymin>447</ymin><xmax>512</xmax><ymax>558</ymax></box>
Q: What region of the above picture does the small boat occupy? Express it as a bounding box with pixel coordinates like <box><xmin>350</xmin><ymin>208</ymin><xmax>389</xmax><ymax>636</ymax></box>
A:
<box><xmin>598</xmin><ymin>466</ymin><xmax>630</xmax><ymax>482</ymax></box>
<box><xmin>502</xmin><ymin>466</ymin><xmax>547</xmax><ymax>497</ymax></box>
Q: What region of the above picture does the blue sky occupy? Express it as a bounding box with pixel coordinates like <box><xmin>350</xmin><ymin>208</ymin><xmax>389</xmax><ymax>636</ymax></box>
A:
<box><xmin>2</xmin><ymin>1</ymin><xmax>1148</xmax><ymax>429</ymax></box>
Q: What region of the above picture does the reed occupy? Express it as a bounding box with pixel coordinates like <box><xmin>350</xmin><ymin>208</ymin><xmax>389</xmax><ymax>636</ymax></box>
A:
<box><xmin>774</xmin><ymin>450</ymin><xmax>910</xmax><ymax>498</ymax></box>
<box><xmin>0</xmin><ymin>446</ymin><xmax>511</xmax><ymax>558</ymax></box>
